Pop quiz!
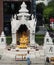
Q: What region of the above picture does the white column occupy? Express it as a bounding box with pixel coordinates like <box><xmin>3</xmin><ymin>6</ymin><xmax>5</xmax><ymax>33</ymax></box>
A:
<box><xmin>30</xmin><ymin>32</ymin><xmax>35</xmax><ymax>46</ymax></box>
<box><xmin>12</xmin><ymin>33</ymin><xmax>16</xmax><ymax>45</ymax></box>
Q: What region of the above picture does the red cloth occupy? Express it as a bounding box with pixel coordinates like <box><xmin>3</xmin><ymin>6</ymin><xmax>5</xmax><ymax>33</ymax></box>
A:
<box><xmin>50</xmin><ymin>18</ymin><xmax>54</xmax><ymax>22</ymax></box>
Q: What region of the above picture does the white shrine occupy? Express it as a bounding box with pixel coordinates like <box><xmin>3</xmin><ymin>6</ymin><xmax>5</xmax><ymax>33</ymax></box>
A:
<box><xmin>0</xmin><ymin>2</ymin><xmax>37</xmax><ymax>60</ymax></box>
<box><xmin>0</xmin><ymin>1</ymin><xmax>54</xmax><ymax>62</ymax></box>
<box><xmin>0</xmin><ymin>31</ymin><xmax>6</xmax><ymax>49</ymax></box>
<box><xmin>44</xmin><ymin>32</ymin><xmax>53</xmax><ymax>45</ymax></box>
<box><xmin>11</xmin><ymin>2</ymin><xmax>36</xmax><ymax>48</ymax></box>
<box><xmin>44</xmin><ymin>32</ymin><xmax>54</xmax><ymax>58</ymax></box>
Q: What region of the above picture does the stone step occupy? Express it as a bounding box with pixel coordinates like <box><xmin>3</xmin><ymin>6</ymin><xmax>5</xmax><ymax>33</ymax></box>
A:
<box><xmin>0</xmin><ymin>63</ymin><xmax>44</xmax><ymax>65</ymax></box>
<box><xmin>0</xmin><ymin>58</ymin><xmax>45</xmax><ymax>64</ymax></box>
<box><xmin>0</xmin><ymin>58</ymin><xmax>45</xmax><ymax>65</ymax></box>
<box><xmin>0</xmin><ymin>60</ymin><xmax>27</xmax><ymax>64</ymax></box>
<box><xmin>0</xmin><ymin>59</ymin><xmax>45</xmax><ymax>65</ymax></box>
<box><xmin>0</xmin><ymin>54</ymin><xmax>45</xmax><ymax>65</ymax></box>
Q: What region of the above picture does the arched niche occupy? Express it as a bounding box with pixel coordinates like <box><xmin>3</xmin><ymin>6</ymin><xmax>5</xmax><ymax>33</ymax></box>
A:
<box><xmin>16</xmin><ymin>24</ymin><xmax>30</xmax><ymax>45</ymax></box>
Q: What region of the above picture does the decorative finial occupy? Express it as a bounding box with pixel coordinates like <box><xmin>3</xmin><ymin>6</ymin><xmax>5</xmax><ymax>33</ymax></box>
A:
<box><xmin>14</xmin><ymin>14</ymin><xmax>16</xmax><ymax>19</ymax></box>
<box><xmin>31</xmin><ymin>15</ymin><xmax>34</xmax><ymax>20</ymax></box>
<box><xmin>19</xmin><ymin>2</ymin><xmax>28</xmax><ymax>13</ymax></box>
<box><xmin>1</xmin><ymin>31</ymin><xmax>5</xmax><ymax>37</ymax></box>
<box><xmin>21</xmin><ymin>2</ymin><xmax>26</xmax><ymax>8</ymax></box>
<box><xmin>45</xmin><ymin>31</ymin><xmax>49</xmax><ymax>37</ymax></box>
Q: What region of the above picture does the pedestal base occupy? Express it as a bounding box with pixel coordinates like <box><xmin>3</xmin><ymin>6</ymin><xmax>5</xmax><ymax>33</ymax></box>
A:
<box><xmin>0</xmin><ymin>44</ymin><xmax>6</xmax><ymax>49</ymax></box>
<box><xmin>2</xmin><ymin>47</ymin><xmax>36</xmax><ymax>61</ymax></box>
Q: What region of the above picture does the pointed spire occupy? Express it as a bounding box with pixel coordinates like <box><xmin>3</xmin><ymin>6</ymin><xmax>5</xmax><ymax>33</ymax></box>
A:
<box><xmin>19</xmin><ymin>2</ymin><xmax>28</xmax><ymax>13</ymax></box>
<box><xmin>45</xmin><ymin>31</ymin><xmax>49</xmax><ymax>37</ymax></box>
<box><xmin>1</xmin><ymin>31</ymin><xmax>5</xmax><ymax>37</ymax></box>
<box><xmin>44</xmin><ymin>31</ymin><xmax>53</xmax><ymax>45</ymax></box>
<box><xmin>31</xmin><ymin>15</ymin><xmax>34</xmax><ymax>20</ymax></box>
<box><xmin>21</xmin><ymin>2</ymin><xmax>26</xmax><ymax>8</ymax></box>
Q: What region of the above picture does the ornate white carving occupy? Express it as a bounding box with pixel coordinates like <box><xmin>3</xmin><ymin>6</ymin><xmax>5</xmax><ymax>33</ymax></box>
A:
<box><xmin>11</xmin><ymin>2</ymin><xmax>37</xmax><ymax>46</ymax></box>
<box><xmin>44</xmin><ymin>32</ymin><xmax>53</xmax><ymax>45</ymax></box>
<box><xmin>19</xmin><ymin>2</ymin><xmax>28</xmax><ymax>13</ymax></box>
<box><xmin>44</xmin><ymin>31</ymin><xmax>54</xmax><ymax>58</ymax></box>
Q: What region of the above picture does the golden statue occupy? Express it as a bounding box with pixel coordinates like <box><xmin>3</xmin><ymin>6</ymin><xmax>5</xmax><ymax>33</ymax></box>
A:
<box><xmin>18</xmin><ymin>32</ymin><xmax>28</xmax><ymax>48</ymax></box>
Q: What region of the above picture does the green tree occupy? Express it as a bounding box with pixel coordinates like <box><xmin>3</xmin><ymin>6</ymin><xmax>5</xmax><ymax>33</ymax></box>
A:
<box><xmin>36</xmin><ymin>3</ymin><xmax>45</xmax><ymax>14</ymax></box>
<box><xmin>43</xmin><ymin>7</ymin><xmax>53</xmax><ymax>19</ymax></box>
<box><xmin>36</xmin><ymin>3</ymin><xmax>45</xmax><ymax>25</ymax></box>
<box><xmin>43</xmin><ymin>1</ymin><xmax>54</xmax><ymax>23</ymax></box>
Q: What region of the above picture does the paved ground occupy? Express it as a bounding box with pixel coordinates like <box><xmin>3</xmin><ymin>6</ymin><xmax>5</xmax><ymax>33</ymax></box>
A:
<box><xmin>0</xmin><ymin>55</ymin><xmax>45</xmax><ymax>65</ymax></box>
<box><xmin>0</xmin><ymin>54</ymin><xmax>52</xmax><ymax>65</ymax></box>
<box><xmin>0</xmin><ymin>60</ymin><xmax>45</xmax><ymax>65</ymax></box>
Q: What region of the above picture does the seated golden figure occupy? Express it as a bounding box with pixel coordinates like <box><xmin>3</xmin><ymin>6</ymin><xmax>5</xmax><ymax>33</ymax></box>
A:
<box><xmin>18</xmin><ymin>32</ymin><xmax>28</xmax><ymax>48</ymax></box>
